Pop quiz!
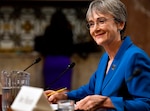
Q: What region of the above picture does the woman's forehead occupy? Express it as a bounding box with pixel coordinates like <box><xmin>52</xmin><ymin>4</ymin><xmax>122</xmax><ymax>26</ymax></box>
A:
<box><xmin>87</xmin><ymin>10</ymin><xmax>112</xmax><ymax>21</ymax></box>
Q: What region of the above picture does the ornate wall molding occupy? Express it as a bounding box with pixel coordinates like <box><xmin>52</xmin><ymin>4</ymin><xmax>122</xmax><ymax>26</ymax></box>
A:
<box><xmin>0</xmin><ymin>4</ymin><xmax>91</xmax><ymax>52</ymax></box>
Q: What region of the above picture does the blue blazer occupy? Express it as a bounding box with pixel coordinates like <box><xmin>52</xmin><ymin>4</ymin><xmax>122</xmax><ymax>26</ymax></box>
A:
<box><xmin>67</xmin><ymin>36</ymin><xmax>150</xmax><ymax>111</ymax></box>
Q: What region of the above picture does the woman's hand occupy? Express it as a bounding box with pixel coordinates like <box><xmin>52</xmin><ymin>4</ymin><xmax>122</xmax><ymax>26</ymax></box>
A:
<box><xmin>44</xmin><ymin>90</ymin><xmax>55</xmax><ymax>96</ymax></box>
<box><xmin>44</xmin><ymin>90</ymin><xmax>68</xmax><ymax>104</ymax></box>
<box><xmin>75</xmin><ymin>95</ymin><xmax>114</xmax><ymax>111</ymax></box>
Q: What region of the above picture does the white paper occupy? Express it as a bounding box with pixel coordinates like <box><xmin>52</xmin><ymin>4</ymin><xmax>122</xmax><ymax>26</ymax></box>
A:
<box><xmin>11</xmin><ymin>86</ymin><xmax>54</xmax><ymax>111</ymax></box>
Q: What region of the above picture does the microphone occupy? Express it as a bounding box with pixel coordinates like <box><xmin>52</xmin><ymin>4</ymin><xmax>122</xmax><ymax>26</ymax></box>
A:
<box><xmin>109</xmin><ymin>68</ymin><xmax>142</xmax><ymax>96</ymax></box>
<box><xmin>126</xmin><ymin>68</ymin><xmax>142</xmax><ymax>82</ymax></box>
<box><xmin>23</xmin><ymin>57</ymin><xmax>42</xmax><ymax>71</ymax></box>
<box><xmin>46</xmin><ymin>62</ymin><xmax>75</xmax><ymax>90</ymax></box>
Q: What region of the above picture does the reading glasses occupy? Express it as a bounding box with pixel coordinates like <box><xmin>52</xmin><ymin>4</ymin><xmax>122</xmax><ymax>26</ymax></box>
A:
<box><xmin>87</xmin><ymin>17</ymin><xmax>115</xmax><ymax>29</ymax></box>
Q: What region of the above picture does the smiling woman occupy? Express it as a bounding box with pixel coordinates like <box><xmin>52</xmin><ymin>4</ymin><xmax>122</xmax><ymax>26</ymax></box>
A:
<box><xmin>45</xmin><ymin>0</ymin><xmax>150</xmax><ymax>111</ymax></box>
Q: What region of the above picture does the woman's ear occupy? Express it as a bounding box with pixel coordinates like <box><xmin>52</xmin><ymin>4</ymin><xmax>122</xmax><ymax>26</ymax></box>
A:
<box><xmin>117</xmin><ymin>21</ymin><xmax>125</xmax><ymax>31</ymax></box>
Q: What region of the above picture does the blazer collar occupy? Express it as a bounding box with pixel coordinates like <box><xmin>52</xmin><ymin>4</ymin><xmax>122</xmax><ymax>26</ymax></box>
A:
<box><xmin>101</xmin><ymin>36</ymin><xmax>133</xmax><ymax>90</ymax></box>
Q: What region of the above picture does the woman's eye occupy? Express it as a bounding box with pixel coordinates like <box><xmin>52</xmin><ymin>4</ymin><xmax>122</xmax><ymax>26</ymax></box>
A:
<box><xmin>89</xmin><ymin>23</ymin><xmax>94</xmax><ymax>26</ymax></box>
<box><xmin>99</xmin><ymin>19</ymin><xmax>105</xmax><ymax>24</ymax></box>
<box><xmin>98</xmin><ymin>17</ymin><xmax>107</xmax><ymax>24</ymax></box>
<box><xmin>87</xmin><ymin>22</ymin><xmax>94</xmax><ymax>28</ymax></box>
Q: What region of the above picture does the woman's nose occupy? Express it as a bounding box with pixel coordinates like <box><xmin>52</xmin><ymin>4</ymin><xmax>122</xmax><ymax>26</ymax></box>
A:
<box><xmin>93</xmin><ymin>23</ymin><xmax>101</xmax><ymax>31</ymax></box>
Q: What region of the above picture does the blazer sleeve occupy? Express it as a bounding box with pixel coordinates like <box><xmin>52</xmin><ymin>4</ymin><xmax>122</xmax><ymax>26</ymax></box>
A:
<box><xmin>111</xmin><ymin>50</ymin><xmax>150</xmax><ymax>111</ymax></box>
<box><xmin>67</xmin><ymin>71</ymin><xmax>96</xmax><ymax>101</ymax></box>
<box><xmin>67</xmin><ymin>53</ymin><xmax>107</xmax><ymax>101</ymax></box>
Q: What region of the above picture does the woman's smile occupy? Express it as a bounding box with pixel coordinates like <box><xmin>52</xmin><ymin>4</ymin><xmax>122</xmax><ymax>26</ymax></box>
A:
<box><xmin>95</xmin><ymin>32</ymin><xmax>106</xmax><ymax>38</ymax></box>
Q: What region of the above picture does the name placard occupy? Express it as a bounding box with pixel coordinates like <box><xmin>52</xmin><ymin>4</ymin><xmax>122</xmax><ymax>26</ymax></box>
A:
<box><xmin>11</xmin><ymin>86</ymin><xmax>54</xmax><ymax>111</ymax></box>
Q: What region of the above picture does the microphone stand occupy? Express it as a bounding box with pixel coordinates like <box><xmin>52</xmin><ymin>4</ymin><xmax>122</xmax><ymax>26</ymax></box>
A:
<box><xmin>23</xmin><ymin>57</ymin><xmax>41</xmax><ymax>71</ymax></box>
<box><xmin>46</xmin><ymin>62</ymin><xmax>75</xmax><ymax>90</ymax></box>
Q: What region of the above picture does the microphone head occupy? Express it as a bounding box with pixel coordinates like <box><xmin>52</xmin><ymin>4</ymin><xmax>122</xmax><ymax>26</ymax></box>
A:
<box><xmin>34</xmin><ymin>57</ymin><xmax>41</xmax><ymax>64</ymax></box>
<box><xmin>68</xmin><ymin>62</ymin><xmax>75</xmax><ymax>69</ymax></box>
<box><xmin>23</xmin><ymin>57</ymin><xmax>42</xmax><ymax>71</ymax></box>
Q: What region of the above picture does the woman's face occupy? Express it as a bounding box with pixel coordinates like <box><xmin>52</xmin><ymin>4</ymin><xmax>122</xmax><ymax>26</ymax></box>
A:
<box><xmin>87</xmin><ymin>11</ymin><xmax>123</xmax><ymax>47</ymax></box>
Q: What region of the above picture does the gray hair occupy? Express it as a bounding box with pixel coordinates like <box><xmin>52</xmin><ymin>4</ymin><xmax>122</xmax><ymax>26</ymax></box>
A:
<box><xmin>86</xmin><ymin>0</ymin><xmax>127</xmax><ymax>39</ymax></box>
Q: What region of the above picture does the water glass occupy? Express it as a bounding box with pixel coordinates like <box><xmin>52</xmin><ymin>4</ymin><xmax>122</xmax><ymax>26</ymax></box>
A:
<box><xmin>1</xmin><ymin>70</ymin><xmax>30</xmax><ymax>111</ymax></box>
<box><xmin>58</xmin><ymin>100</ymin><xmax>74</xmax><ymax>111</ymax></box>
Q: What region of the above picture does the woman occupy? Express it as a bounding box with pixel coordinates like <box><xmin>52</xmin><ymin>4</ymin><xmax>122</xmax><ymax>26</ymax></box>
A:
<box><xmin>45</xmin><ymin>0</ymin><xmax>150</xmax><ymax>110</ymax></box>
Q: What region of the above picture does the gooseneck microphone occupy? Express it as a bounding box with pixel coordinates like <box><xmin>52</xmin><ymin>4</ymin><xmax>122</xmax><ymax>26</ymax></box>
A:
<box><xmin>126</xmin><ymin>68</ymin><xmax>142</xmax><ymax>82</ymax></box>
<box><xmin>110</xmin><ymin>68</ymin><xmax>142</xmax><ymax>96</ymax></box>
<box><xmin>46</xmin><ymin>62</ymin><xmax>75</xmax><ymax>90</ymax></box>
<box><xmin>23</xmin><ymin>57</ymin><xmax>42</xmax><ymax>71</ymax></box>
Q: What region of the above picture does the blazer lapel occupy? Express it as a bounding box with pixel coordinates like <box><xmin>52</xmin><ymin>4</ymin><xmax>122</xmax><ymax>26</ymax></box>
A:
<box><xmin>101</xmin><ymin>36</ymin><xmax>132</xmax><ymax>91</ymax></box>
<box><xmin>95</xmin><ymin>54</ymin><xmax>108</xmax><ymax>94</ymax></box>
<box><xmin>102</xmin><ymin>60</ymin><xmax>119</xmax><ymax>90</ymax></box>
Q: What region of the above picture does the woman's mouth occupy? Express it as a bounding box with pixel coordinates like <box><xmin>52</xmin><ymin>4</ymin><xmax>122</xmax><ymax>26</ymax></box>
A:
<box><xmin>95</xmin><ymin>32</ymin><xmax>105</xmax><ymax>38</ymax></box>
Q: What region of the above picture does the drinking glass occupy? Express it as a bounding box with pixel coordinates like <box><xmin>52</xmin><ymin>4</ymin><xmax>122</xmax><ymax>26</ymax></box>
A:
<box><xmin>58</xmin><ymin>100</ymin><xmax>74</xmax><ymax>111</ymax></box>
<box><xmin>1</xmin><ymin>70</ymin><xmax>30</xmax><ymax>111</ymax></box>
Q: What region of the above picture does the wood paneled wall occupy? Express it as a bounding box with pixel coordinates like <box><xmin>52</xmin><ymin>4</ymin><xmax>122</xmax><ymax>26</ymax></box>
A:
<box><xmin>122</xmin><ymin>0</ymin><xmax>150</xmax><ymax>56</ymax></box>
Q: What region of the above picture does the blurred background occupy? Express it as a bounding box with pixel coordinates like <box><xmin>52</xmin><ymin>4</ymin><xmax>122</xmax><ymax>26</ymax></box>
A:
<box><xmin>0</xmin><ymin>0</ymin><xmax>149</xmax><ymax>90</ymax></box>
